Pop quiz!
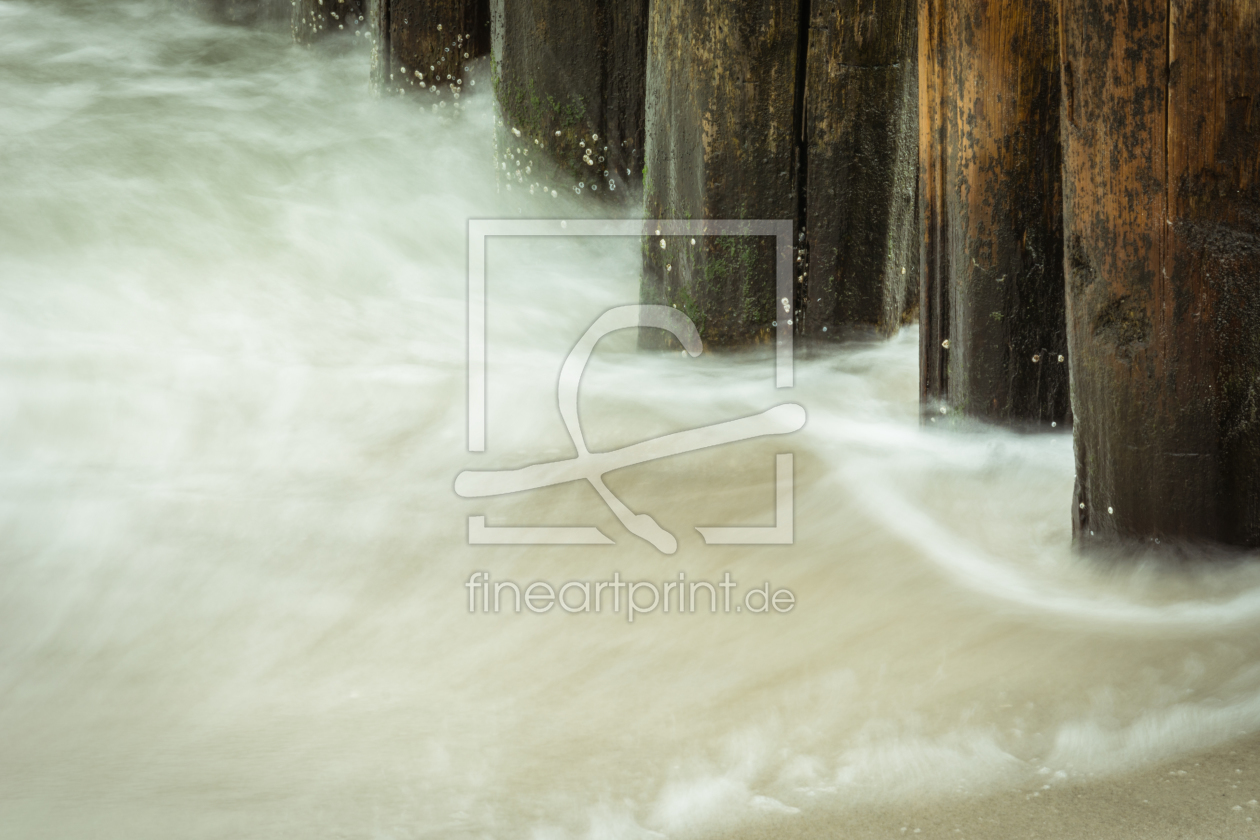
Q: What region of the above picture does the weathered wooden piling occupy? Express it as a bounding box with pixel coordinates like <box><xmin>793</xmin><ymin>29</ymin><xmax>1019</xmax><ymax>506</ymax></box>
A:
<box><xmin>641</xmin><ymin>1</ymin><xmax>923</xmax><ymax>345</ymax></box>
<box><xmin>293</xmin><ymin>0</ymin><xmax>366</xmax><ymax>42</ymax></box>
<box><xmin>1062</xmin><ymin>0</ymin><xmax>1260</xmax><ymax>547</ymax></box>
<box><xmin>800</xmin><ymin>0</ymin><xmax>919</xmax><ymax>339</ymax></box>
<box><xmin>641</xmin><ymin>0</ymin><xmax>803</xmax><ymax>345</ymax></box>
<box><xmin>490</xmin><ymin>0</ymin><xmax>648</xmax><ymax>198</ymax></box>
<box><xmin>370</xmin><ymin>0</ymin><xmax>490</xmax><ymax>97</ymax></box>
<box><xmin>918</xmin><ymin>0</ymin><xmax>1068</xmax><ymax>425</ymax></box>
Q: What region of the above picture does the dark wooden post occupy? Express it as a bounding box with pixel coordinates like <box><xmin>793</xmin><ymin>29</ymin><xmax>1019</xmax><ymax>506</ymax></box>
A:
<box><xmin>1062</xmin><ymin>0</ymin><xmax>1260</xmax><ymax>547</ymax></box>
<box><xmin>490</xmin><ymin>0</ymin><xmax>648</xmax><ymax>199</ymax></box>
<box><xmin>800</xmin><ymin>0</ymin><xmax>919</xmax><ymax>339</ymax></box>
<box><xmin>918</xmin><ymin>0</ymin><xmax>1068</xmax><ymax>425</ymax></box>
<box><xmin>641</xmin><ymin>0</ymin><xmax>803</xmax><ymax>345</ymax></box>
<box><xmin>370</xmin><ymin>0</ymin><xmax>490</xmax><ymax>97</ymax></box>
<box><xmin>293</xmin><ymin>0</ymin><xmax>366</xmax><ymax>42</ymax></box>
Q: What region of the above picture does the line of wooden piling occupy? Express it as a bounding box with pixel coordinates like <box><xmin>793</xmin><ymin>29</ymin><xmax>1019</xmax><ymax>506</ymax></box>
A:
<box><xmin>276</xmin><ymin>0</ymin><xmax>1260</xmax><ymax>551</ymax></box>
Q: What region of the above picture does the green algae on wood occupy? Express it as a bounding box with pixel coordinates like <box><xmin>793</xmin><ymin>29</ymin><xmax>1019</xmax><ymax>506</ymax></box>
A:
<box><xmin>641</xmin><ymin>0</ymin><xmax>802</xmax><ymax>346</ymax></box>
<box><xmin>490</xmin><ymin>0</ymin><xmax>648</xmax><ymax>200</ymax></box>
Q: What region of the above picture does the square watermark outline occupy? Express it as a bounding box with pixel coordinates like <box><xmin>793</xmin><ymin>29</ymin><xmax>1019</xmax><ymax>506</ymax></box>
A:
<box><xmin>463</xmin><ymin>218</ymin><xmax>797</xmax><ymax>550</ymax></box>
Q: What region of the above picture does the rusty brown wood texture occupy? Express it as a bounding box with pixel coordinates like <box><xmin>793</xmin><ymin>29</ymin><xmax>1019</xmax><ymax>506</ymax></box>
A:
<box><xmin>371</xmin><ymin>0</ymin><xmax>489</xmax><ymax>96</ymax></box>
<box><xmin>918</xmin><ymin>0</ymin><xmax>1068</xmax><ymax>426</ymax></box>
<box><xmin>801</xmin><ymin>0</ymin><xmax>919</xmax><ymax>339</ymax></box>
<box><xmin>641</xmin><ymin>0</ymin><xmax>803</xmax><ymax>345</ymax></box>
<box><xmin>293</xmin><ymin>0</ymin><xmax>366</xmax><ymax>42</ymax></box>
<box><xmin>490</xmin><ymin>0</ymin><xmax>648</xmax><ymax>200</ymax></box>
<box><xmin>1062</xmin><ymin>0</ymin><xmax>1260</xmax><ymax>547</ymax></box>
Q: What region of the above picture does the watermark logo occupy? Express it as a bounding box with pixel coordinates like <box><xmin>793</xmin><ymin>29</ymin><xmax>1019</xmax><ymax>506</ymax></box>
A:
<box><xmin>456</xmin><ymin>220</ymin><xmax>803</xmax><ymax>555</ymax></box>
<box><xmin>464</xmin><ymin>571</ymin><xmax>797</xmax><ymax>620</ymax></box>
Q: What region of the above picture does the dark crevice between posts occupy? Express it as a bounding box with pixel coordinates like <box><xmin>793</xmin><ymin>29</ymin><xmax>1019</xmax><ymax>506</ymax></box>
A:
<box><xmin>489</xmin><ymin>0</ymin><xmax>648</xmax><ymax>202</ymax></box>
<box><xmin>1062</xmin><ymin>0</ymin><xmax>1260</xmax><ymax>549</ymax></box>
<box><xmin>370</xmin><ymin>0</ymin><xmax>491</xmax><ymax>101</ymax></box>
<box><xmin>918</xmin><ymin>0</ymin><xmax>947</xmax><ymax>407</ymax></box>
<box><xmin>918</xmin><ymin>0</ymin><xmax>1069</xmax><ymax>430</ymax></box>
<box><xmin>791</xmin><ymin>0</ymin><xmax>811</xmax><ymax>331</ymax></box>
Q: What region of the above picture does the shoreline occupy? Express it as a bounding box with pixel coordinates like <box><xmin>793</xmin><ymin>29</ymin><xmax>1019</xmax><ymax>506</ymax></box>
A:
<box><xmin>730</xmin><ymin>733</ymin><xmax>1260</xmax><ymax>840</ymax></box>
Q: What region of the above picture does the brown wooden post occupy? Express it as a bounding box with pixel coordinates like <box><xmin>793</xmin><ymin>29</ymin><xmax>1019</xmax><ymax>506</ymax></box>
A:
<box><xmin>490</xmin><ymin>0</ymin><xmax>648</xmax><ymax>200</ymax></box>
<box><xmin>293</xmin><ymin>0</ymin><xmax>366</xmax><ymax>42</ymax></box>
<box><xmin>918</xmin><ymin>0</ymin><xmax>1068</xmax><ymax>425</ymax></box>
<box><xmin>641</xmin><ymin>0</ymin><xmax>803</xmax><ymax>345</ymax></box>
<box><xmin>370</xmin><ymin>0</ymin><xmax>490</xmax><ymax>98</ymax></box>
<box><xmin>1062</xmin><ymin>0</ymin><xmax>1260</xmax><ymax>547</ymax></box>
<box><xmin>801</xmin><ymin>0</ymin><xmax>919</xmax><ymax>339</ymax></box>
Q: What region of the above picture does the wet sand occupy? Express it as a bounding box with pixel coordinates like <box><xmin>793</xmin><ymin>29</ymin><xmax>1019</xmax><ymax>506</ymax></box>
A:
<box><xmin>734</xmin><ymin>733</ymin><xmax>1260</xmax><ymax>840</ymax></box>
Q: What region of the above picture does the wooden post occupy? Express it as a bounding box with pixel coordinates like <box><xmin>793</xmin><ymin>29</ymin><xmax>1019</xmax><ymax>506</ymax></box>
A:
<box><xmin>371</xmin><ymin>0</ymin><xmax>490</xmax><ymax>97</ymax></box>
<box><xmin>918</xmin><ymin>0</ymin><xmax>1068</xmax><ymax>425</ymax></box>
<box><xmin>641</xmin><ymin>0</ymin><xmax>803</xmax><ymax>345</ymax></box>
<box><xmin>293</xmin><ymin>0</ymin><xmax>366</xmax><ymax>42</ymax></box>
<box><xmin>490</xmin><ymin>0</ymin><xmax>648</xmax><ymax>199</ymax></box>
<box><xmin>801</xmin><ymin>0</ymin><xmax>919</xmax><ymax>339</ymax></box>
<box><xmin>1062</xmin><ymin>0</ymin><xmax>1260</xmax><ymax>547</ymax></box>
<box><xmin>640</xmin><ymin>1</ymin><xmax>922</xmax><ymax>346</ymax></box>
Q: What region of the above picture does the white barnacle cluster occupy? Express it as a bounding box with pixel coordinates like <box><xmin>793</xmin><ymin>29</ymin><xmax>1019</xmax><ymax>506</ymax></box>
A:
<box><xmin>489</xmin><ymin>120</ymin><xmax>632</xmax><ymax>200</ymax></box>
<box><xmin>566</xmin><ymin>131</ymin><xmax>620</xmax><ymax>194</ymax></box>
<box><xmin>495</xmin><ymin>122</ymin><xmax>551</xmax><ymax>196</ymax></box>
<box><xmin>785</xmin><ymin>234</ymin><xmax>808</xmax><ymax>330</ymax></box>
<box><xmin>403</xmin><ymin>27</ymin><xmax>475</xmax><ymax>110</ymax></box>
<box><xmin>656</xmin><ymin>230</ymin><xmax>675</xmax><ymax>271</ymax></box>
<box><xmin>302</xmin><ymin>1</ymin><xmax>367</xmax><ymax>37</ymax></box>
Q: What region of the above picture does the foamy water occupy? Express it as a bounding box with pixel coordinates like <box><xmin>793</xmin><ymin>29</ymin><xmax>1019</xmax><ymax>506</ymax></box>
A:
<box><xmin>3</xmin><ymin>3</ymin><xmax>1260</xmax><ymax>837</ymax></box>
